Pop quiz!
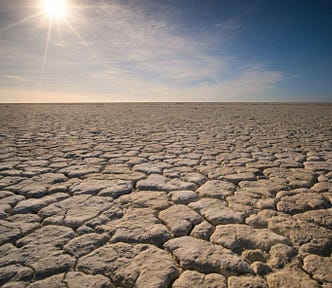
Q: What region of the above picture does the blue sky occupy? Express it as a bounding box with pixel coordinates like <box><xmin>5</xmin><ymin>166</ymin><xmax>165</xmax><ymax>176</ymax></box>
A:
<box><xmin>0</xmin><ymin>0</ymin><xmax>331</xmax><ymax>102</ymax></box>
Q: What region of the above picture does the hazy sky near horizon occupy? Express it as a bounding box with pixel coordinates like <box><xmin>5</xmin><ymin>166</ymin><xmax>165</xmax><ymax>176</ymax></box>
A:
<box><xmin>0</xmin><ymin>0</ymin><xmax>331</xmax><ymax>102</ymax></box>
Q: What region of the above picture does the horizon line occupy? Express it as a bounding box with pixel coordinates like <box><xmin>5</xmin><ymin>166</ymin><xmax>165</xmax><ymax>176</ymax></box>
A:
<box><xmin>1</xmin><ymin>101</ymin><xmax>331</xmax><ymax>104</ymax></box>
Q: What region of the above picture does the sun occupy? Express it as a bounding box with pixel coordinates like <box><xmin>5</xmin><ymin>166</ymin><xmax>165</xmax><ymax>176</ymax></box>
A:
<box><xmin>41</xmin><ymin>0</ymin><xmax>69</xmax><ymax>20</ymax></box>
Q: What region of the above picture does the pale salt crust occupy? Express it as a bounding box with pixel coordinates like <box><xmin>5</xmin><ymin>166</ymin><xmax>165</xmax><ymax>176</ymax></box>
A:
<box><xmin>0</xmin><ymin>103</ymin><xmax>331</xmax><ymax>288</ymax></box>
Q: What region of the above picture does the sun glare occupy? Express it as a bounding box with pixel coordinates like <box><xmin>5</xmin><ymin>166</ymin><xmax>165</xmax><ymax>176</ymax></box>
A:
<box><xmin>41</xmin><ymin>0</ymin><xmax>69</xmax><ymax>20</ymax></box>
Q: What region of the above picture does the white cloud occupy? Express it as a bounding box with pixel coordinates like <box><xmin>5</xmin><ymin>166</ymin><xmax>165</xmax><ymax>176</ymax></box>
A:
<box><xmin>113</xmin><ymin>68</ymin><xmax>284</xmax><ymax>101</ymax></box>
<box><xmin>0</xmin><ymin>0</ymin><xmax>284</xmax><ymax>102</ymax></box>
<box><xmin>0</xmin><ymin>88</ymin><xmax>109</xmax><ymax>103</ymax></box>
<box><xmin>72</xmin><ymin>1</ymin><xmax>282</xmax><ymax>96</ymax></box>
<box><xmin>72</xmin><ymin>1</ymin><xmax>227</xmax><ymax>84</ymax></box>
<box><xmin>179</xmin><ymin>68</ymin><xmax>284</xmax><ymax>101</ymax></box>
<box><xmin>0</xmin><ymin>68</ymin><xmax>282</xmax><ymax>102</ymax></box>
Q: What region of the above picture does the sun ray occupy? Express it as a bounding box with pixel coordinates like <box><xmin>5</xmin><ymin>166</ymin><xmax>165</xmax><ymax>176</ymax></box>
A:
<box><xmin>1</xmin><ymin>0</ymin><xmax>110</xmax><ymax>93</ymax></box>
<box><xmin>39</xmin><ymin>21</ymin><xmax>53</xmax><ymax>90</ymax></box>
<box><xmin>64</xmin><ymin>20</ymin><xmax>97</xmax><ymax>58</ymax></box>
<box><xmin>55</xmin><ymin>21</ymin><xmax>64</xmax><ymax>46</ymax></box>
<box><xmin>0</xmin><ymin>12</ymin><xmax>42</xmax><ymax>33</ymax></box>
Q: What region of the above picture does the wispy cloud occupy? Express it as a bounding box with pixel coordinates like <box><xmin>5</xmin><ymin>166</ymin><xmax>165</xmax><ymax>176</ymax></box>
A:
<box><xmin>179</xmin><ymin>68</ymin><xmax>284</xmax><ymax>101</ymax></box>
<box><xmin>87</xmin><ymin>67</ymin><xmax>283</xmax><ymax>102</ymax></box>
<box><xmin>0</xmin><ymin>0</ymin><xmax>284</xmax><ymax>102</ymax></box>
<box><xmin>73</xmin><ymin>1</ymin><xmax>283</xmax><ymax>100</ymax></box>
<box><xmin>77</xmin><ymin>1</ymin><xmax>227</xmax><ymax>84</ymax></box>
<box><xmin>0</xmin><ymin>68</ymin><xmax>283</xmax><ymax>102</ymax></box>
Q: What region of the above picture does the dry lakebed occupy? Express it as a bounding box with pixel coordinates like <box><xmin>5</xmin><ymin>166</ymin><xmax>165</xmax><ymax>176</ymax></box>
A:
<box><xmin>0</xmin><ymin>103</ymin><xmax>331</xmax><ymax>288</ymax></box>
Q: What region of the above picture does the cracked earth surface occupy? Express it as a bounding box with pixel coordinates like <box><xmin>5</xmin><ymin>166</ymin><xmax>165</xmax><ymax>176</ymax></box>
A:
<box><xmin>0</xmin><ymin>103</ymin><xmax>331</xmax><ymax>288</ymax></box>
